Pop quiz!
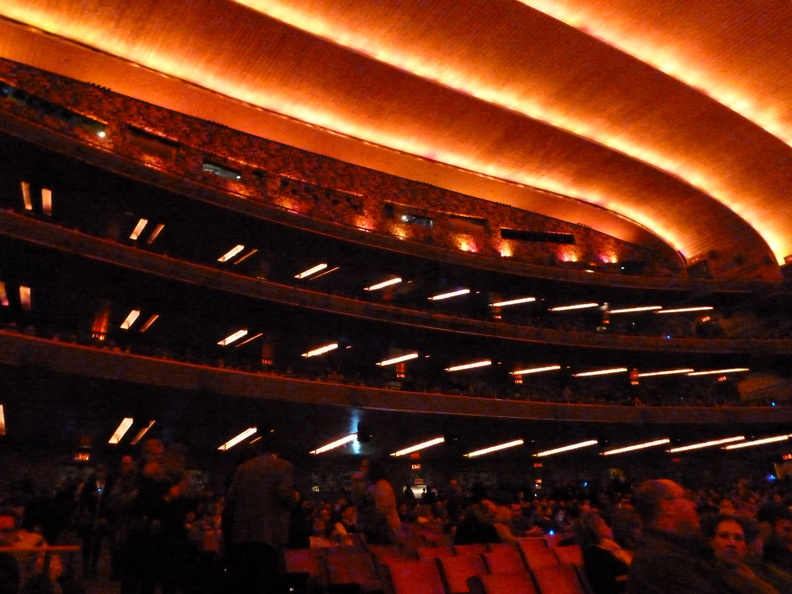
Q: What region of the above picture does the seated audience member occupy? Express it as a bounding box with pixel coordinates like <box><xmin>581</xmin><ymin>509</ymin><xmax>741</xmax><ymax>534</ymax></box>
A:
<box><xmin>626</xmin><ymin>479</ymin><xmax>733</xmax><ymax>593</ymax></box>
<box><xmin>577</xmin><ymin>511</ymin><xmax>631</xmax><ymax>594</ymax></box>
<box><xmin>309</xmin><ymin>517</ymin><xmax>336</xmax><ymax>548</ymax></box>
<box><xmin>331</xmin><ymin>504</ymin><xmax>361</xmax><ymax>545</ymax></box>
<box><xmin>752</xmin><ymin>503</ymin><xmax>792</xmax><ymax>592</ymax></box>
<box><xmin>611</xmin><ymin>507</ymin><xmax>642</xmax><ymax>557</ymax></box>
<box><xmin>453</xmin><ymin>486</ymin><xmax>500</xmax><ymax>545</ymax></box>
<box><xmin>702</xmin><ymin>514</ymin><xmax>777</xmax><ymax>594</ymax></box>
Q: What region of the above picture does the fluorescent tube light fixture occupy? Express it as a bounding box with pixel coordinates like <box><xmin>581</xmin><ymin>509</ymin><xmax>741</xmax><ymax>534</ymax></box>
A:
<box><xmin>146</xmin><ymin>223</ymin><xmax>165</xmax><ymax>244</ymax></box>
<box><xmin>687</xmin><ymin>368</ymin><xmax>750</xmax><ymax>376</ymax></box>
<box><xmin>723</xmin><ymin>434</ymin><xmax>792</xmax><ymax>450</ymax></box>
<box><xmin>637</xmin><ymin>369</ymin><xmax>694</xmax><ymax>378</ymax></box>
<box><xmin>234</xmin><ymin>248</ymin><xmax>258</xmax><ymax>265</ymax></box>
<box><xmin>446</xmin><ymin>360</ymin><xmax>492</xmax><ymax>372</ymax></box>
<box><xmin>391</xmin><ymin>437</ymin><xmax>445</xmax><ymax>457</ymax></box>
<box><xmin>218</xmin><ymin>245</ymin><xmax>245</xmax><ymax>262</ymax></box>
<box><xmin>573</xmin><ymin>368</ymin><xmax>628</xmax><ymax>377</ymax></box>
<box><xmin>235</xmin><ymin>332</ymin><xmax>263</xmax><ymax>347</ymax></box>
<box><xmin>549</xmin><ymin>303</ymin><xmax>599</xmax><ymax>312</ymax></box>
<box><xmin>218</xmin><ymin>329</ymin><xmax>248</xmax><ymax>346</ymax></box>
<box><xmin>19</xmin><ymin>286</ymin><xmax>31</xmax><ymax>311</ymax></box>
<box><xmin>218</xmin><ymin>427</ymin><xmax>257</xmax><ymax>451</ymax></box>
<box><xmin>656</xmin><ymin>307</ymin><xmax>714</xmax><ymax>314</ymax></box>
<box><xmin>511</xmin><ymin>365</ymin><xmax>561</xmax><ymax>376</ymax></box>
<box><xmin>534</xmin><ymin>440</ymin><xmax>598</xmax><ymax>457</ymax></box>
<box><xmin>489</xmin><ymin>297</ymin><xmax>536</xmax><ymax>307</ymax></box>
<box><xmin>109</xmin><ymin>418</ymin><xmax>134</xmax><ymax>444</ymax></box>
<box><xmin>41</xmin><ymin>189</ymin><xmax>52</xmax><ymax>216</ymax></box>
<box><xmin>377</xmin><ymin>353</ymin><xmax>419</xmax><ymax>366</ymax></box>
<box><xmin>120</xmin><ymin>310</ymin><xmax>140</xmax><ymax>330</ymax></box>
<box><xmin>139</xmin><ymin>314</ymin><xmax>159</xmax><ymax>333</ymax></box>
<box><xmin>429</xmin><ymin>289</ymin><xmax>471</xmax><ymax>301</ymax></box>
<box><xmin>302</xmin><ymin>343</ymin><xmax>339</xmax><ymax>358</ymax></box>
<box><xmin>295</xmin><ymin>263</ymin><xmax>328</xmax><ymax>279</ymax></box>
<box><xmin>130</xmin><ymin>421</ymin><xmax>156</xmax><ymax>446</ymax></box>
<box><xmin>0</xmin><ymin>405</ymin><xmax>5</xmax><ymax>436</ymax></box>
<box><xmin>609</xmin><ymin>306</ymin><xmax>662</xmax><ymax>314</ymax></box>
<box><xmin>365</xmin><ymin>278</ymin><xmax>402</xmax><ymax>291</ymax></box>
<box><xmin>310</xmin><ymin>434</ymin><xmax>358</xmax><ymax>455</ymax></box>
<box><xmin>465</xmin><ymin>439</ymin><xmax>524</xmax><ymax>458</ymax></box>
<box><xmin>130</xmin><ymin>218</ymin><xmax>148</xmax><ymax>241</ymax></box>
<box><xmin>0</xmin><ymin>282</ymin><xmax>7</xmax><ymax>306</ymax></box>
<box><xmin>667</xmin><ymin>436</ymin><xmax>745</xmax><ymax>453</ymax></box>
<box><xmin>21</xmin><ymin>182</ymin><xmax>32</xmax><ymax>211</ymax></box>
<box><xmin>601</xmin><ymin>439</ymin><xmax>670</xmax><ymax>456</ymax></box>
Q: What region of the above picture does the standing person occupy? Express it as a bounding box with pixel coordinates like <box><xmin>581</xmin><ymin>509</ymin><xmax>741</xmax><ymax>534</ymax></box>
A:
<box><xmin>626</xmin><ymin>479</ymin><xmax>734</xmax><ymax>594</ymax></box>
<box><xmin>360</xmin><ymin>459</ymin><xmax>400</xmax><ymax>544</ymax></box>
<box><xmin>75</xmin><ymin>463</ymin><xmax>111</xmax><ymax>579</ymax></box>
<box><xmin>225</xmin><ymin>437</ymin><xmax>294</xmax><ymax>594</ymax></box>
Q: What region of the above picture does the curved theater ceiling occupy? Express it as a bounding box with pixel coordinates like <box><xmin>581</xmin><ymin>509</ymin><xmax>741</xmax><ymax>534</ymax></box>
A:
<box><xmin>1</xmin><ymin>0</ymin><xmax>792</xmax><ymax>271</ymax></box>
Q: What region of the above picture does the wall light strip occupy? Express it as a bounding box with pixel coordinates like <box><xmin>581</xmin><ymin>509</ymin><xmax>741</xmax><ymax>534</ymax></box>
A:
<box><xmin>511</xmin><ymin>365</ymin><xmax>561</xmax><ymax>376</ymax></box>
<box><xmin>0</xmin><ymin>404</ymin><xmax>5</xmax><ymax>436</ymax></box>
<box><xmin>310</xmin><ymin>433</ymin><xmax>358</xmax><ymax>455</ymax></box>
<box><xmin>129</xmin><ymin>218</ymin><xmax>148</xmax><ymax>241</ymax></box>
<box><xmin>295</xmin><ymin>263</ymin><xmax>328</xmax><ymax>279</ymax></box>
<box><xmin>534</xmin><ymin>440</ymin><xmax>599</xmax><ymax>457</ymax></box>
<box><xmin>377</xmin><ymin>353</ymin><xmax>419</xmax><ymax>366</ymax></box>
<box><xmin>573</xmin><ymin>368</ymin><xmax>628</xmax><ymax>377</ymax></box>
<box><xmin>489</xmin><ymin>297</ymin><xmax>536</xmax><ymax>307</ymax></box>
<box><xmin>108</xmin><ymin>418</ymin><xmax>134</xmax><ymax>445</ymax></box>
<box><xmin>302</xmin><ymin>343</ymin><xmax>339</xmax><ymax>358</ymax></box>
<box><xmin>146</xmin><ymin>223</ymin><xmax>165</xmax><ymax>244</ymax></box>
<box><xmin>549</xmin><ymin>303</ymin><xmax>599</xmax><ymax>312</ymax></box>
<box><xmin>446</xmin><ymin>360</ymin><xmax>492</xmax><ymax>372</ymax></box>
<box><xmin>656</xmin><ymin>307</ymin><xmax>714</xmax><ymax>314</ymax></box>
<box><xmin>723</xmin><ymin>434</ymin><xmax>792</xmax><ymax>450</ymax></box>
<box><xmin>41</xmin><ymin>188</ymin><xmax>52</xmax><ymax>216</ymax></box>
<box><xmin>637</xmin><ymin>368</ymin><xmax>694</xmax><ymax>378</ymax></box>
<box><xmin>391</xmin><ymin>437</ymin><xmax>445</xmax><ymax>457</ymax></box>
<box><xmin>429</xmin><ymin>289</ymin><xmax>471</xmax><ymax>301</ymax></box>
<box><xmin>218</xmin><ymin>329</ymin><xmax>248</xmax><ymax>346</ymax></box>
<box><xmin>218</xmin><ymin>245</ymin><xmax>245</xmax><ymax>262</ymax></box>
<box><xmin>20</xmin><ymin>182</ymin><xmax>32</xmax><ymax>211</ymax></box>
<box><xmin>687</xmin><ymin>368</ymin><xmax>750</xmax><ymax>376</ymax></box>
<box><xmin>601</xmin><ymin>439</ymin><xmax>670</xmax><ymax>456</ymax></box>
<box><xmin>235</xmin><ymin>332</ymin><xmax>263</xmax><ymax>347</ymax></box>
<box><xmin>465</xmin><ymin>439</ymin><xmax>524</xmax><ymax>458</ymax></box>
<box><xmin>139</xmin><ymin>314</ymin><xmax>159</xmax><ymax>333</ymax></box>
<box><xmin>609</xmin><ymin>306</ymin><xmax>662</xmax><ymax>314</ymax></box>
<box><xmin>129</xmin><ymin>421</ymin><xmax>156</xmax><ymax>446</ymax></box>
<box><xmin>120</xmin><ymin>309</ymin><xmax>140</xmax><ymax>330</ymax></box>
<box><xmin>365</xmin><ymin>278</ymin><xmax>402</xmax><ymax>291</ymax></box>
<box><xmin>667</xmin><ymin>436</ymin><xmax>745</xmax><ymax>453</ymax></box>
<box><xmin>218</xmin><ymin>427</ymin><xmax>257</xmax><ymax>451</ymax></box>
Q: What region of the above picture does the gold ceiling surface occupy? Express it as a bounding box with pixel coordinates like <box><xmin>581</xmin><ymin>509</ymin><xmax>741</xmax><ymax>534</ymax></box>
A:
<box><xmin>1</xmin><ymin>0</ymin><xmax>792</xmax><ymax>268</ymax></box>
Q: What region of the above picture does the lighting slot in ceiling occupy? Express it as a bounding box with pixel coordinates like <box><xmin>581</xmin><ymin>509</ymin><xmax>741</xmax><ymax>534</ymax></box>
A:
<box><xmin>534</xmin><ymin>440</ymin><xmax>599</xmax><ymax>457</ymax></box>
<box><xmin>511</xmin><ymin>365</ymin><xmax>561</xmax><ymax>376</ymax></box>
<box><xmin>295</xmin><ymin>263</ymin><xmax>328</xmax><ymax>279</ymax></box>
<box><xmin>465</xmin><ymin>439</ymin><xmax>524</xmax><ymax>458</ymax></box>
<box><xmin>234</xmin><ymin>248</ymin><xmax>259</xmax><ymax>265</ymax></box>
<box><xmin>235</xmin><ymin>332</ymin><xmax>263</xmax><ymax>347</ymax></box>
<box><xmin>0</xmin><ymin>405</ymin><xmax>5</xmax><ymax>436</ymax></box>
<box><xmin>120</xmin><ymin>309</ymin><xmax>140</xmax><ymax>330</ymax></box>
<box><xmin>667</xmin><ymin>436</ymin><xmax>745</xmax><ymax>453</ymax></box>
<box><xmin>19</xmin><ymin>286</ymin><xmax>31</xmax><ymax>311</ymax></box>
<box><xmin>446</xmin><ymin>360</ymin><xmax>492</xmax><ymax>372</ymax></box>
<box><xmin>218</xmin><ymin>245</ymin><xmax>245</xmax><ymax>263</ymax></box>
<box><xmin>302</xmin><ymin>343</ymin><xmax>339</xmax><ymax>358</ymax></box>
<box><xmin>108</xmin><ymin>418</ymin><xmax>134</xmax><ymax>444</ymax></box>
<box><xmin>20</xmin><ymin>182</ymin><xmax>31</xmax><ymax>211</ymax></box>
<box><xmin>377</xmin><ymin>353</ymin><xmax>419</xmax><ymax>366</ymax></box>
<box><xmin>722</xmin><ymin>434</ymin><xmax>792</xmax><ymax>450</ymax></box>
<box><xmin>609</xmin><ymin>306</ymin><xmax>662</xmax><ymax>314</ymax></box>
<box><xmin>687</xmin><ymin>368</ymin><xmax>750</xmax><ymax>376</ymax></box>
<box><xmin>549</xmin><ymin>303</ymin><xmax>599</xmax><ymax>312</ymax></box>
<box><xmin>429</xmin><ymin>289</ymin><xmax>470</xmax><ymax>301</ymax></box>
<box><xmin>129</xmin><ymin>218</ymin><xmax>148</xmax><ymax>241</ymax></box>
<box><xmin>489</xmin><ymin>297</ymin><xmax>536</xmax><ymax>307</ymax></box>
<box><xmin>0</xmin><ymin>282</ymin><xmax>8</xmax><ymax>306</ymax></box>
<box><xmin>146</xmin><ymin>223</ymin><xmax>165</xmax><ymax>244</ymax></box>
<box><xmin>656</xmin><ymin>307</ymin><xmax>714</xmax><ymax>314</ymax></box>
<box><xmin>41</xmin><ymin>188</ymin><xmax>52</xmax><ymax>216</ymax></box>
<box><xmin>308</xmin><ymin>266</ymin><xmax>340</xmax><ymax>280</ymax></box>
<box><xmin>391</xmin><ymin>437</ymin><xmax>445</xmax><ymax>457</ymax></box>
<box><xmin>637</xmin><ymin>368</ymin><xmax>694</xmax><ymax>378</ymax></box>
<box><xmin>129</xmin><ymin>420</ymin><xmax>156</xmax><ymax>446</ymax></box>
<box><xmin>310</xmin><ymin>433</ymin><xmax>358</xmax><ymax>455</ymax></box>
<box><xmin>139</xmin><ymin>314</ymin><xmax>159</xmax><ymax>333</ymax></box>
<box><xmin>218</xmin><ymin>329</ymin><xmax>248</xmax><ymax>346</ymax></box>
<box><xmin>218</xmin><ymin>427</ymin><xmax>258</xmax><ymax>451</ymax></box>
<box><xmin>365</xmin><ymin>277</ymin><xmax>402</xmax><ymax>291</ymax></box>
<box><xmin>572</xmin><ymin>368</ymin><xmax>628</xmax><ymax>377</ymax></box>
<box><xmin>601</xmin><ymin>439</ymin><xmax>670</xmax><ymax>456</ymax></box>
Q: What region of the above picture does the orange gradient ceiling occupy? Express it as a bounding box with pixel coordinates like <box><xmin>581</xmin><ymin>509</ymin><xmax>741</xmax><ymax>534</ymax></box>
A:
<box><xmin>1</xmin><ymin>0</ymin><xmax>791</xmax><ymax>271</ymax></box>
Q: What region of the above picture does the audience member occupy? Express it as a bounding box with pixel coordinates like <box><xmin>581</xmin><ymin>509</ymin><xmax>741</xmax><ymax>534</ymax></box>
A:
<box><xmin>577</xmin><ymin>511</ymin><xmax>631</xmax><ymax>594</ymax></box>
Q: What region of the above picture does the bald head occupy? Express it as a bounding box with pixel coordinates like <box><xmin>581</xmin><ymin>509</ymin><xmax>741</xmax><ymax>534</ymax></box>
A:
<box><xmin>634</xmin><ymin>479</ymin><xmax>700</xmax><ymax>537</ymax></box>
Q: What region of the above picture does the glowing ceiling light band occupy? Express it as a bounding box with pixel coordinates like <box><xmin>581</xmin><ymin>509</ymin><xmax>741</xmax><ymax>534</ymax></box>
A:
<box><xmin>139</xmin><ymin>314</ymin><xmax>159</xmax><ymax>333</ymax></box>
<box><xmin>130</xmin><ymin>218</ymin><xmax>148</xmax><ymax>241</ymax></box>
<box><xmin>723</xmin><ymin>434</ymin><xmax>792</xmax><ymax>450</ymax></box>
<box><xmin>309</xmin><ymin>266</ymin><xmax>340</xmax><ymax>280</ymax></box>
<box><xmin>465</xmin><ymin>439</ymin><xmax>524</xmax><ymax>458</ymax></box>
<box><xmin>365</xmin><ymin>277</ymin><xmax>402</xmax><ymax>291</ymax></box>
<box><xmin>549</xmin><ymin>303</ymin><xmax>599</xmax><ymax>312</ymax></box>
<box><xmin>0</xmin><ymin>405</ymin><xmax>5</xmax><ymax>436</ymax></box>
<box><xmin>656</xmin><ymin>307</ymin><xmax>714</xmax><ymax>314</ymax></box>
<box><xmin>0</xmin><ymin>282</ymin><xmax>7</xmax><ymax>307</ymax></box>
<box><xmin>20</xmin><ymin>181</ymin><xmax>31</xmax><ymax>211</ymax></box>
<box><xmin>446</xmin><ymin>360</ymin><xmax>492</xmax><ymax>372</ymax></box>
<box><xmin>429</xmin><ymin>289</ymin><xmax>471</xmax><ymax>301</ymax></box>
<box><xmin>218</xmin><ymin>427</ymin><xmax>258</xmax><ymax>451</ymax></box>
<box><xmin>377</xmin><ymin>353</ymin><xmax>419</xmax><ymax>366</ymax></box>
<box><xmin>129</xmin><ymin>420</ymin><xmax>156</xmax><ymax>446</ymax></box>
<box><xmin>637</xmin><ymin>368</ymin><xmax>694</xmax><ymax>378</ymax></box>
<box><xmin>302</xmin><ymin>343</ymin><xmax>339</xmax><ymax>358</ymax></box>
<box><xmin>235</xmin><ymin>332</ymin><xmax>263</xmax><ymax>347</ymax></box>
<box><xmin>218</xmin><ymin>245</ymin><xmax>245</xmax><ymax>263</ymax></box>
<box><xmin>310</xmin><ymin>433</ymin><xmax>358</xmax><ymax>454</ymax></box>
<box><xmin>218</xmin><ymin>329</ymin><xmax>248</xmax><ymax>346</ymax></box>
<box><xmin>19</xmin><ymin>286</ymin><xmax>30</xmax><ymax>311</ymax></box>
<box><xmin>109</xmin><ymin>418</ymin><xmax>134</xmax><ymax>444</ymax></box>
<box><xmin>146</xmin><ymin>223</ymin><xmax>165</xmax><ymax>244</ymax></box>
<box><xmin>534</xmin><ymin>439</ymin><xmax>599</xmax><ymax>457</ymax></box>
<box><xmin>41</xmin><ymin>188</ymin><xmax>52</xmax><ymax>216</ymax></box>
<box><xmin>120</xmin><ymin>309</ymin><xmax>140</xmax><ymax>330</ymax></box>
<box><xmin>601</xmin><ymin>439</ymin><xmax>670</xmax><ymax>456</ymax></box>
<box><xmin>687</xmin><ymin>368</ymin><xmax>750</xmax><ymax>376</ymax></box>
<box><xmin>390</xmin><ymin>437</ymin><xmax>445</xmax><ymax>457</ymax></box>
<box><xmin>489</xmin><ymin>297</ymin><xmax>536</xmax><ymax>307</ymax></box>
<box><xmin>511</xmin><ymin>365</ymin><xmax>561</xmax><ymax>376</ymax></box>
<box><xmin>234</xmin><ymin>248</ymin><xmax>259</xmax><ymax>265</ymax></box>
<box><xmin>295</xmin><ymin>263</ymin><xmax>328</xmax><ymax>279</ymax></box>
<box><xmin>667</xmin><ymin>436</ymin><xmax>745</xmax><ymax>453</ymax></box>
<box><xmin>573</xmin><ymin>368</ymin><xmax>628</xmax><ymax>377</ymax></box>
<box><xmin>608</xmin><ymin>306</ymin><xmax>662</xmax><ymax>314</ymax></box>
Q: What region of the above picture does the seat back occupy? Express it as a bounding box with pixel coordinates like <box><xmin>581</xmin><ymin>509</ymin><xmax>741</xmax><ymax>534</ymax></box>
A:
<box><xmin>325</xmin><ymin>550</ymin><xmax>383</xmax><ymax>593</ymax></box>
<box><xmin>453</xmin><ymin>543</ymin><xmax>488</xmax><ymax>557</ymax></box>
<box><xmin>553</xmin><ymin>544</ymin><xmax>583</xmax><ymax>567</ymax></box>
<box><xmin>531</xmin><ymin>562</ymin><xmax>586</xmax><ymax>594</ymax></box>
<box><xmin>519</xmin><ymin>546</ymin><xmax>558</xmax><ymax>571</ymax></box>
<box><xmin>469</xmin><ymin>572</ymin><xmax>539</xmax><ymax>594</ymax></box>
<box><xmin>381</xmin><ymin>559</ymin><xmax>446</xmax><ymax>594</ymax></box>
<box><xmin>481</xmin><ymin>548</ymin><xmax>526</xmax><ymax>574</ymax></box>
<box><xmin>438</xmin><ymin>554</ymin><xmax>487</xmax><ymax>594</ymax></box>
<box><xmin>416</xmin><ymin>544</ymin><xmax>456</xmax><ymax>560</ymax></box>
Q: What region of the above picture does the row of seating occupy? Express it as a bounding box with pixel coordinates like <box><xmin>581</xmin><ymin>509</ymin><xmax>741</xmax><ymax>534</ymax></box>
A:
<box><xmin>282</xmin><ymin>538</ymin><xmax>588</xmax><ymax>594</ymax></box>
